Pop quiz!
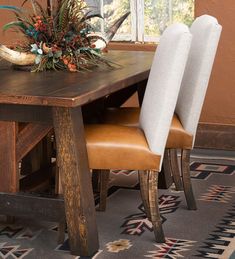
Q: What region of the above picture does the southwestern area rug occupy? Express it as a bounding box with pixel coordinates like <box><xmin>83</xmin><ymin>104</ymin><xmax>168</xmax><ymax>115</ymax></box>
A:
<box><xmin>0</xmin><ymin>153</ymin><xmax>234</xmax><ymax>259</ymax></box>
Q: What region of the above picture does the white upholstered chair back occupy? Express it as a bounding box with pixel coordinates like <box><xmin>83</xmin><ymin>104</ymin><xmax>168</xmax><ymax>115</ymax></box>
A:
<box><xmin>175</xmin><ymin>15</ymin><xmax>222</xmax><ymax>144</ymax></box>
<box><xmin>139</xmin><ymin>23</ymin><xmax>192</xmax><ymax>168</ymax></box>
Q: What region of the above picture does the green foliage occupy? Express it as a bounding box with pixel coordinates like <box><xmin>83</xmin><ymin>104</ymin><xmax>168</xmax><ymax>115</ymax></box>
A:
<box><xmin>100</xmin><ymin>0</ymin><xmax>194</xmax><ymax>40</ymax></box>
<box><xmin>0</xmin><ymin>0</ymin><xmax>118</xmax><ymax>72</ymax></box>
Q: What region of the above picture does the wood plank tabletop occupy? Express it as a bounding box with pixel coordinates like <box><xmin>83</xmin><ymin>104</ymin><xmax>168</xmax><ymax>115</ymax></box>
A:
<box><xmin>0</xmin><ymin>51</ymin><xmax>153</xmax><ymax>107</ymax></box>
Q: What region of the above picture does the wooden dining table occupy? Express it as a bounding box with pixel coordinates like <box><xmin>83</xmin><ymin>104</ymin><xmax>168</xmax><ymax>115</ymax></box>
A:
<box><xmin>0</xmin><ymin>50</ymin><xmax>154</xmax><ymax>256</ymax></box>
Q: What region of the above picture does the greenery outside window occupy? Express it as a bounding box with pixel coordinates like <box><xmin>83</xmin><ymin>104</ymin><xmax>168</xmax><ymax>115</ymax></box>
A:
<box><xmin>87</xmin><ymin>0</ymin><xmax>194</xmax><ymax>43</ymax></box>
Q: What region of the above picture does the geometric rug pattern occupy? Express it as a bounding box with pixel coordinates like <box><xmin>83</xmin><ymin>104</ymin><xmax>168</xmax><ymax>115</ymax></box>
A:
<box><xmin>196</xmin><ymin>205</ymin><xmax>235</xmax><ymax>258</ymax></box>
<box><xmin>0</xmin><ymin>156</ymin><xmax>234</xmax><ymax>258</ymax></box>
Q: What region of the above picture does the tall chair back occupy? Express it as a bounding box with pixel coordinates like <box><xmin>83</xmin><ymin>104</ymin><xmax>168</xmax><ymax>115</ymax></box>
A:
<box><xmin>175</xmin><ymin>15</ymin><xmax>222</xmax><ymax>143</ymax></box>
<box><xmin>139</xmin><ymin>23</ymin><xmax>192</xmax><ymax>168</ymax></box>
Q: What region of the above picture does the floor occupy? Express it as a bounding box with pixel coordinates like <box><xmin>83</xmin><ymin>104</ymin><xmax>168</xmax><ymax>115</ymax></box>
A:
<box><xmin>0</xmin><ymin>149</ymin><xmax>234</xmax><ymax>259</ymax></box>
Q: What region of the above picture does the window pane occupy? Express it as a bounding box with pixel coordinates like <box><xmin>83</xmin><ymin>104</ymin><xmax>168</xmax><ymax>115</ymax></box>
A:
<box><xmin>86</xmin><ymin>0</ymin><xmax>131</xmax><ymax>40</ymax></box>
<box><xmin>85</xmin><ymin>0</ymin><xmax>102</xmax><ymax>32</ymax></box>
<box><xmin>103</xmin><ymin>0</ymin><xmax>131</xmax><ymax>40</ymax></box>
<box><xmin>144</xmin><ymin>0</ymin><xmax>194</xmax><ymax>41</ymax></box>
<box><xmin>172</xmin><ymin>0</ymin><xmax>194</xmax><ymax>26</ymax></box>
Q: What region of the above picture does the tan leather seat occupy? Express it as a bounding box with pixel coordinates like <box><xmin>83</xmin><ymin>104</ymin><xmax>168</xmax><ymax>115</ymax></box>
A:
<box><xmin>104</xmin><ymin>107</ymin><xmax>193</xmax><ymax>149</ymax></box>
<box><xmin>85</xmin><ymin>124</ymin><xmax>161</xmax><ymax>170</ymax></box>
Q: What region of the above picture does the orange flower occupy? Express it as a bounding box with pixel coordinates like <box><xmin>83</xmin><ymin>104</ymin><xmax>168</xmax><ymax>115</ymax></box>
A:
<box><xmin>63</xmin><ymin>58</ymin><xmax>69</xmax><ymax>65</ymax></box>
<box><xmin>68</xmin><ymin>63</ymin><xmax>77</xmax><ymax>72</ymax></box>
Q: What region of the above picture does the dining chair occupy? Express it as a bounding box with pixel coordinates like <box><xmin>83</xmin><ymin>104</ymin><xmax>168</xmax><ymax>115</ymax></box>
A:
<box><xmin>98</xmin><ymin>15</ymin><xmax>222</xmax><ymax>211</ymax></box>
<box><xmin>83</xmin><ymin>23</ymin><xmax>192</xmax><ymax>242</ymax></box>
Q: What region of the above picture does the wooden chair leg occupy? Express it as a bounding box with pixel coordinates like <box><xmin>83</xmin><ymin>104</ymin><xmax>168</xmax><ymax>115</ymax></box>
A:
<box><xmin>169</xmin><ymin>149</ymin><xmax>183</xmax><ymax>191</ymax></box>
<box><xmin>181</xmin><ymin>149</ymin><xmax>197</xmax><ymax>210</ymax></box>
<box><xmin>138</xmin><ymin>171</ymin><xmax>151</xmax><ymax>220</ymax></box>
<box><xmin>148</xmin><ymin>170</ymin><xmax>165</xmax><ymax>243</ymax></box>
<box><xmin>97</xmin><ymin>170</ymin><xmax>110</xmax><ymax>212</ymax></box>
<box><xmin>139</xmin><ymin>170</ymin><xmax>165</xmax><ymax>243</ymax></box>
<box><xmin>92</xmin><ymin>169</ymin><xmax>100</xmax><ymax>193</ymax></box>
<box><xmin>162</xmin><ymin>149</ymin><xmax>173</xmax><ymax>188</ymax></box>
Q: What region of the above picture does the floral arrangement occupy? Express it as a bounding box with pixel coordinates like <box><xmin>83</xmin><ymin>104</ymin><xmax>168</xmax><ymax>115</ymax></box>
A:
<box><xmin>0</xmin><ymin>0</ymin><xmax>129</xmax><ymax>72</ymax></box>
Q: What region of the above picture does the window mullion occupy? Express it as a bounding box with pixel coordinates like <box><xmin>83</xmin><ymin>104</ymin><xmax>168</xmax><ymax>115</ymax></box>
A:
<box><xmin>100</xmin><ymin>0</ymin><xmax>104</xmax><ymax>33</ymax></box>
<box><xmin>130</xmin><ymin>0</ymin><xmax>137</xmax><ymax>41</ymax></box>
<box><xmin>136</xmin><ymin>0</ymin><xmax>145</xmax><ymax>42</ymax></box>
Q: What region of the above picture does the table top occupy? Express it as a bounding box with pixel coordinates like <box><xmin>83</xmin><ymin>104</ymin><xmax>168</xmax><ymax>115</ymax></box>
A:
<box><xmin>0</xmin><ymin>51</ymin><xmax>153</xmax><ymax>107</ymax></box>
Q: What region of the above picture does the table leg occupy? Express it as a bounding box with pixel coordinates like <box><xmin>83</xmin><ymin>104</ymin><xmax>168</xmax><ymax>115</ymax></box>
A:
<box><xmin>52</xmin><ymin>106</ymin><xmax>99</xmax><ymax>256</ymax></box>
<box><xmin>0</xmin><ymin>121</ymin><xmax>18</xmax><ymax>193</ymax></box>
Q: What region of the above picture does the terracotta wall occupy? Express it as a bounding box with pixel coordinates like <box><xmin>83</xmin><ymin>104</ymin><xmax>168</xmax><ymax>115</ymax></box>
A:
<box><xmin>195</xmin><ymin>0</ymin><xmax>235</xmax><ymax>126</ymax></box>
<box><xmin>0</xmin><ymin>0</ymin><xmax>33</xmax><ymax>44</ymax></box>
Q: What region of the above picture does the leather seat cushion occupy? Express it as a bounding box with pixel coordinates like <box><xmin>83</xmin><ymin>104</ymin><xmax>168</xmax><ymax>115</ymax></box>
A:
<box><xmin>103</xmin><ymin>107</ymin><xmax>193</xmax><ymax>149</ymax></box>
<box><xmin>85</xmin><ymin>124</ymin><xmax>161</xmax><ymax>170</ymax></box>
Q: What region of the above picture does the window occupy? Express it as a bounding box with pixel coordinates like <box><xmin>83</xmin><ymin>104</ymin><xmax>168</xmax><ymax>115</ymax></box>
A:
<box><xmin>86</xmin><ymin>0</ymin><xmax>194</xmax><ymax>42</ymax></box>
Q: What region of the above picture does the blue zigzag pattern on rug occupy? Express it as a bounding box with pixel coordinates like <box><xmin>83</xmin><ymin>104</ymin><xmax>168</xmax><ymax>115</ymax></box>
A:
<box><xmin>195</xmin><ymin>204</ymin><xmax>235</xmax><ymax>258</ymax></box>
<box><xmin>121</xmin><ymin>195</ymin><xmax>181</xmax><ymax>235</ymax></box>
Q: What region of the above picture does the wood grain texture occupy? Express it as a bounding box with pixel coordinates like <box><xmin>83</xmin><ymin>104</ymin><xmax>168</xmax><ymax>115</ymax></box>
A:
<box><xmin>0</xmin><ymin>122</ymin><xmax>18</xmax><ymax>192</ymax></box>
<box><xmin>0</xmin><ymin>51</ymin><xmax>153</xmax><ymax>256</ymax></box>
<box><xmin>0</xmin><ymin>104</ymin><xmax>53</xmax><ymax>123</ymax></box>
<box><xmin>181</xmin><ymin>149</ymin><xmax>197</xmax><ymax>210</ymax></box>
<box><xmin>169</xmin><ymin>149</ymin><xmax>183</xmax><ymax>191</ymax></box>
<box><xmin>52</xmin><ymin>106</ymin><xmax>98</xmax><ymax>256</ymax></box>
<box><xmin>16</xmin><ymin>123</ymin><xmax>52</xmax><ymax>161</ymax></box>
<box><xmin>0</xmin><ymin>51</ymin><xmax>153</xmax><ymax>107</ymax></box>
<box><xmin>97</xmin><ymin>170</ymin><xmax>110</xmax><ymax>212</ymax></box>
<box><xmin>0</xmin><ymin>193</ymin><xmax>65</xmax><ymax>221</ymax></box>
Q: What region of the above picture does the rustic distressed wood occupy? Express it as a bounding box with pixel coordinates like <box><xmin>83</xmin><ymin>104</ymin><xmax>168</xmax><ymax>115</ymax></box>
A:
<box><xmin>0</xmin><ymin>105</ymin><xmax>53</xmax><ymax>123</ymax></box>
<box><xmin>16</xmin><ymin>123</ymin><xmax>52</xmax><ymax>161</ymax></box>
<box><xmin>181</xmin><ymin>149</ymin><xmax>197</xmax><ymax>210</ymax></box>
<box><xmin>0</xmin><ymin>193</ymin><xmax>65</xmax><ymax>221</ymax></box>
<box><xmin>138</xmin><ymin>171</ymin><xmax>151</xmax><ymax>220</ymax></box>
<box><xmin>0</xmin><ymin>122</ymin><xmax>18</xmax><ymax>193</ymax></box>
<box><xmin>161</xmin><ymin>150</ymin><xmax>174</xmax><ymax>189</ymax></box>
<box><xmin>0</xmin><ymin>51</ymin><xmax>153</xmax><ymax>107</ymax></box>
<box><xmin>169</xmin><ymin>149</ymin><xmax>183</xmax><ymax>191</ymax></box>
<box><xmin>0</xmin><ymin>51</ymin><xmax>153</xmax><ymax>256</ymax></box>
<box><xmin>52</xmin><ymin>106</ymin><xmax>99</xmax><ymax>256</ymax></box>
<box><xmin>108</xmin><ymin>42</ymin><xmax>157</xmax><ymax>52</ymax></box>
<box><xmin>139</xmin><ymin>170</ymin><xmax>164</xmax><ymax>242</ymax></box>
<box><xmin>97</xmin><ymin>170</ymin><xmax>110</xmax><ymax>211</ymax></box>
<box><xmin>92</xmin><ymin>169</ymin><xmax>100</xmax><ymax>193</ymax></box>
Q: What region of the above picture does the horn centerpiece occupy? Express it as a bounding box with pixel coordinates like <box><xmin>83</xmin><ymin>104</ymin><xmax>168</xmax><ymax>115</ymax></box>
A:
<box><xmin>0</xmin><ymin>1</ymin><xmax>129</xmax><ymax>72</ymax></box>
<box><xmin>0</xmin><ymin>44</ymin><xmax>36</xmax><ymax>66</ymax></box>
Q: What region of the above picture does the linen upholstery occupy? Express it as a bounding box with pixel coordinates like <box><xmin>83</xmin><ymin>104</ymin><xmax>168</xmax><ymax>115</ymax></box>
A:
<box><xmin>103</xmin><ymin>15</ymin><xmax>222</xmax><ymax>150</ymax></box>
<box><xmin>175</xmin><ymin>15</ymin><xmax>222</xmax><ymax>142</ymax></box>
<box><xmin>139</xmin><ymin>24</ymin><xmax>192</xmax><ymax>167</ymax></box>
<box><xmin>86</xmin><ymin>23</ymin><xmax>192</xmax><ymax>172</ymax></box>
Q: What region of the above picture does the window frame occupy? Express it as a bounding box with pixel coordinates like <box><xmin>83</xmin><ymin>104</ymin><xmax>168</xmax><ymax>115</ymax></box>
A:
<box><xmin>99</xmin><ymin>0</ymin><xmax>193</xmax><ymax>43</ymax></box>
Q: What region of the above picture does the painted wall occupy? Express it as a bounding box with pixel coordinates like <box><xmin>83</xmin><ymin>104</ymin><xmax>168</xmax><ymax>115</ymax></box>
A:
<box><xmin>195</xmin><ymin>0</ymin><xmax>235</xmax><ymax>125</ymax></box>
<box><xmin>0</xmin><ymin>1</ymin><xmax>29</xmax><ymax>44</ymax></box>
